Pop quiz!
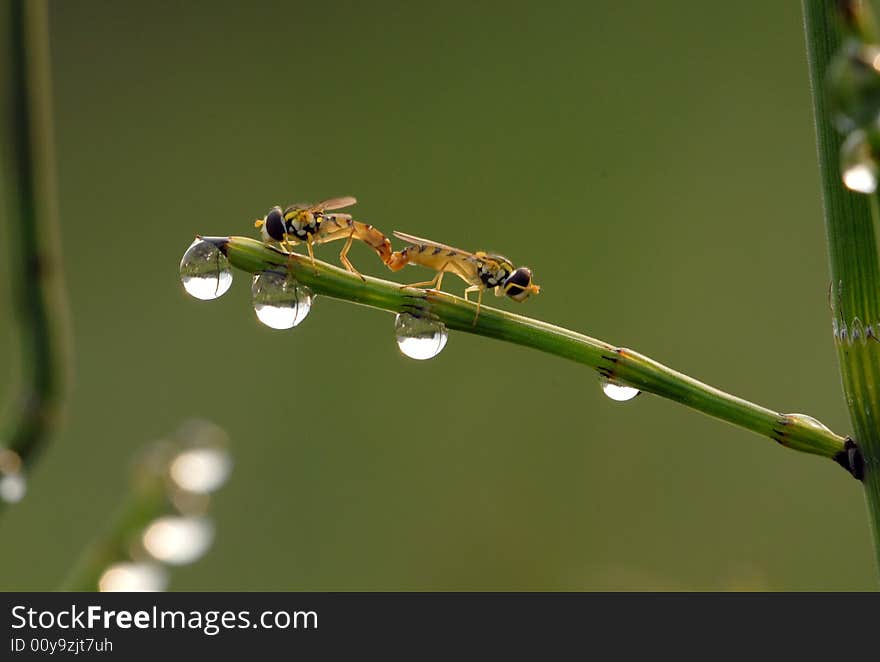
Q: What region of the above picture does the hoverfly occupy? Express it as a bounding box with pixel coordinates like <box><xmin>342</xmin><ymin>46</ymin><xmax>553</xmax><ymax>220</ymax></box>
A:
<box><xmin>386</xmin><ymin>231</ymin><xmax>540</xmax><ymax>322</ymax></box>
<box><xmin>254</xmin><ymin>196</ymin><xmax>391</xmax><ymax>279</ymax></box>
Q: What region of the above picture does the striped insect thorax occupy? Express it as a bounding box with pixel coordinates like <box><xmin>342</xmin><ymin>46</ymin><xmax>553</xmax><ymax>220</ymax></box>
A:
<box><xmin>477</xmin><ymin>257</ymin><xmax>511</xmax><ymax>289</ymax></box>
<box><xmin>283</xmin><ymin>207</ymin><xmax>322</xmax><ymax>240</ymax></box>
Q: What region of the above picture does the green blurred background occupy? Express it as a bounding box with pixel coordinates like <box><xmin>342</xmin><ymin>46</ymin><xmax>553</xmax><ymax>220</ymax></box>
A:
<box><xmin>1</xmin><ymin>0</ymin><xmax>875</xmax><ymax>590</ymax></box>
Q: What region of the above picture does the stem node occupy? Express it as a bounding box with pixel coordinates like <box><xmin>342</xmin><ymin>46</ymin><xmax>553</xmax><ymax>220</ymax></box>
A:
<box><xmin>834</xmin><ymin>437</ymin><xmax>865</xmax><ymax>480</ymax></box>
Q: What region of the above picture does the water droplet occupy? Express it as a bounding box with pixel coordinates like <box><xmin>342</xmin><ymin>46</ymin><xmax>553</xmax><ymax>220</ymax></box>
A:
<box><xmin>785</xmin><ymin>413</ymin><xmax>832</xmax><ymax>433</ymax></box>
<box><xmin>394</xmin><ymin>313</ymin><xmax>448</xmax><ymax>360</ymax></box>
<box><xmin>0</xmin><ymin>473</ymin><xmax>26</xmax><ymax>503</ymax></box>
<box><xmin>99</xmin><ymin>562</ymin><xmax>168</xmax><ymax>592</ymax></box>
<box><xmin>142</xmin><ymin>516</ymin><xmax>214</xmax><ymax>565</ymax></box>
<box><xmin>179</xmin><ymin>239</ymin><xmax>233</xmax><ymax>300</ymax></box>
<box><xmin>600</xmin><ymin>377</ymin><xmax>640</xmax><ymax>402</ymax></box>
<box><xmin>842</xmin><ymin>163</ymin><xmax>877</xmax><ymax>193</ymax></box>
<box><xmin>170</xmin><ymin>447</ymin><xmax>232</xmax><ymax>494</ymax></box>
<box><xmin>252</xmin><ymin>271</ymin><xmax>314</xmax><ymax>329</ymax></box>
<box><xmin>841</xmin><ymin>130</ymin><xmax>878</xmax><ymax>193</ymax></box>
<box><xmin>828</xmin><ymin>40</ymin><xmax>880</xmax><ymax>132</ymax></box>
<box><xmin>176</xmin><ymin>418</ymin><xmax>229</xmax><ymax>448</ymax></box>
<box><xmin>0</xmin><ymin>449</ymin><xmax>26</xmax><ymax>503</ymax></box>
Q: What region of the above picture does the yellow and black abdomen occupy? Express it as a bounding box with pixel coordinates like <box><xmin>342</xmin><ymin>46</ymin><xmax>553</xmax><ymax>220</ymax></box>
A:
<box><xmin>388</xmin><ymin>242</ymin><xmax>455</xmax><ymax>270</ymax></box>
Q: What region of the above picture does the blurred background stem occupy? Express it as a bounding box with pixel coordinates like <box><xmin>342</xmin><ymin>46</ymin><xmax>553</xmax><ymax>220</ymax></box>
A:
<box><xmin>803</xmin><ymin>0</ymin><xmax>880</xmax><ymax>572</ymax></box>
<box><xmin>0</xmin><ymin>0</ymin><xmax>70</xmax><ymax>493</ymax></box>
<box><xmin>60</xmin><ymin>419</ymin><xmax>232</xmax><ymax>591</ymax></box>
<box><xmin>59</xmin><ymin>483</ymin><xmax>169</xmax><ymax>591</ymax></box>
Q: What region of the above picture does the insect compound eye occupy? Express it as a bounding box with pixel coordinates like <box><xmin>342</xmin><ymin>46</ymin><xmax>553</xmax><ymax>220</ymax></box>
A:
<box><xmin>265</xmin><ymin>206</ymin><xmax>286</xmax><ymax>241</ymax></box>
<box><xmin>503</xmin><ymin>267</ymin><xmax>534</xmax><ymax>302</ymax></box>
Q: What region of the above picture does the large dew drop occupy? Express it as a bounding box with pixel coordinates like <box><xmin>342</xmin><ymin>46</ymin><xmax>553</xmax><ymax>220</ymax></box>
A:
<box><xmin>179</xmin><ymin>239</ymin><xmax>233</xmax><ymax>300</ymax></box>
<box><xmin>394</xmin><ymin>312</ymin><xmax>448</xmax><ymax>360</ymax></box>
<box><xmin>252</xmin><ymin>271</ymin><xmax>314</xmax><ymax>329</ymax></box>
<box><xmin>841</xmin><ymin>130</ymin><xmax>878</xmax><ymax>194</ymax></box>
<box><xmin>600</xmin><ymin>377</ymin><xmax>640</xmax><ymax>402</ymax></box>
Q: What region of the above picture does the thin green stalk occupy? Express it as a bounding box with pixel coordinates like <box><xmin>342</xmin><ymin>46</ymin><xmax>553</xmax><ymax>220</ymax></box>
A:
<box><xmin>0</xmin><ymin>2</ymin><xmax>70</xmax><ymax>482</ymax></box>
<box><xmin>804</xmin><ymin>0</ymin><xmax>880</xmax><ymax>573</ymax></box>
<box><xmin>200</xmin><ymin>236</ymin><xmax>855</xmax><ymax>468</ymax></box>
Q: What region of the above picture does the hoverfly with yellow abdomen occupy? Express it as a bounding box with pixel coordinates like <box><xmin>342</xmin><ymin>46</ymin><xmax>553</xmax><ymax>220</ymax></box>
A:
<box><xmin>386</xmin><ymin>231</ymin><xmax>540</xmax><ymax>322</ymax></box>
<box><xmin>254</xmin><ymin>196</ymin><xmax>392</xmax><ymax>279</ymax></box>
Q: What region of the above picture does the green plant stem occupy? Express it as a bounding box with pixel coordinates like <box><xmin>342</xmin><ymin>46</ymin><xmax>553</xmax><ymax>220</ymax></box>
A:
<box><xmin>804</xmin><ymin>0</ymin><xmax>880</xmax><ymax>573</ymax></box>
<box><xmin>0</xmin><ymin>1</ymin><xmax>70</xmax><ymax>478</ymax></box>
<box><xmin>200</xmin><ymin>236</ymin><xmax>853</xmax><ymax>468</ymax></box>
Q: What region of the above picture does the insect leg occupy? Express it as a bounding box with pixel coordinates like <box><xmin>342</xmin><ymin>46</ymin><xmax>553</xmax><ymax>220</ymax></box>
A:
<box><xmin>306</xmin><ymin>234</ymin><xmax>318</xmax><ymax>275</ymax></box>
<box><xmin>338</xmin><ymin>229</ymin><xmax>365</xmax><ymax>281</ymax></box>
<box><xmin>473</xmin><ymin>288</ymin><xmax>484</xmax><ymax>325</ymax></box>
<box><xmin>281</xmin><ymin>236</ymin><xmax>296</xmax><ymax>272</ymax></box>
<box><xmin>463</xmin><ymin>285</ymin><xmax>481</xmax><ymax>303</ymax></box>
<box><xmin>401</xmin><ymin>264</ymin><xmax>447</xmax><ymax>291</ymax></box>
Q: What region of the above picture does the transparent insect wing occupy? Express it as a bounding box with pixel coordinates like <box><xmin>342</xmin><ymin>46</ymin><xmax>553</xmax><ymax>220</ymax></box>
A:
<box><xmin>311</xmin><ymin>196</ymin><xmax>357</xmax><ymax>212</ymax></box>
<box><xmin>484</xmin><ymin>253</ymin><xmax>515</xmax><ymax>272</ymax></box>
<box><xmin>392</xmin><ymin>231</ymin><xmax>476</xmax><ymax>259</ymax></box>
